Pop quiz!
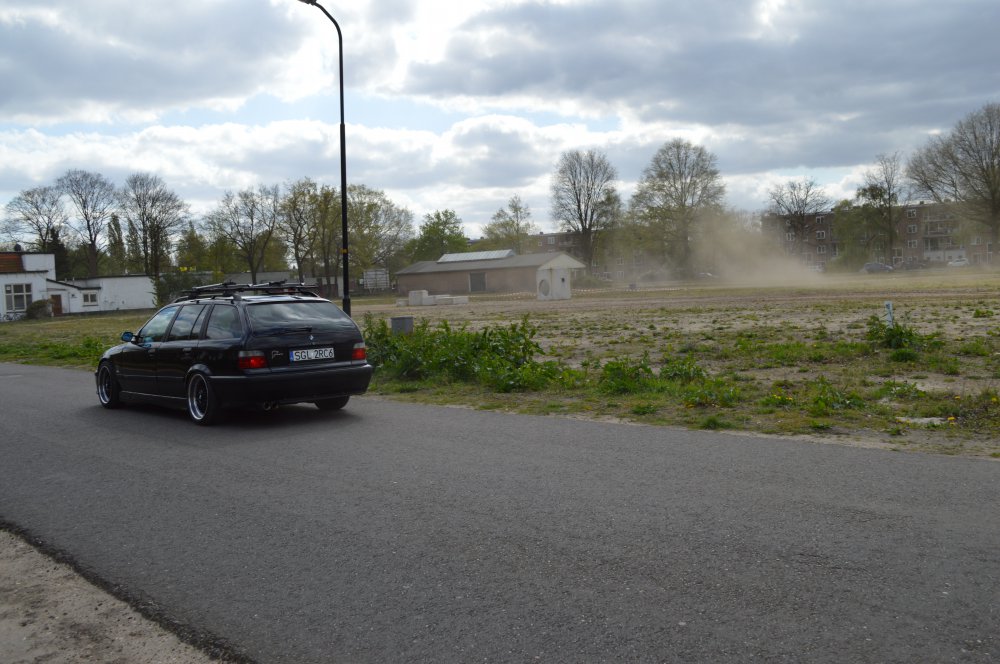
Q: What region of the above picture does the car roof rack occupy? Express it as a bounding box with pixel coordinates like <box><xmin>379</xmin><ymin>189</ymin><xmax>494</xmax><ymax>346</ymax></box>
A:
<box><xmin>174</xmin><ymin>281</ymin><xmax>322</xmax><ymax>302</ymax></box>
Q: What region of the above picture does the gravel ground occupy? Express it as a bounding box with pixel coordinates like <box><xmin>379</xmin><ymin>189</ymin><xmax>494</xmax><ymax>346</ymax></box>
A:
<box><xmin>0</xmin><ymin>529</ymin><xmax>215</xmax><ymax>664</ymax></box>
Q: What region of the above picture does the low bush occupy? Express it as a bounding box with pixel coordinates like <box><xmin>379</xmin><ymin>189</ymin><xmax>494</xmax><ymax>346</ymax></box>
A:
<box><xmin>363</xmin><ymin>314</ymin><xmax>556</xmax><ymax>392</ymax></box>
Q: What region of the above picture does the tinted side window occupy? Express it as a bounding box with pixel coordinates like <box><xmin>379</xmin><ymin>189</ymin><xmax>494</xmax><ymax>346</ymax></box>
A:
<box><xmin>205</xmin><ymin>305</ymin><xmax>243</xmax><ymax>340</ymax></box>
<box><xmin>138</xmin><ymin>306</ymin><xmax>180</xmax><ymax>343</ymax></box>
<box><xmin>166</xmin><ymin>304</ymin><xmax>207</xmax><ymax>342</ymax></box>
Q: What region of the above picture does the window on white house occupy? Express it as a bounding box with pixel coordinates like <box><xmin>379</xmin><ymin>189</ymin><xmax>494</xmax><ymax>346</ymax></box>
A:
<box><xmin>83</xmin><ymin>292</ymin><xmax>98</xmax><ymax>305</ymax></box>
<box><xmin>4</xmin><ymin>283</ymin><xmax>32</xmax><ymax>311</ymax></box>
<box><xmin>815</xmin><ymin>215</ymin><xmax>826</xmax><ymax>224</ymax></box>
<box><xmin>817</xmin><ymin>245</ymin><xmax>827</xmax><ymax>254</ymax></box>
<box><xmin>785</xmin><ymin>232</ymin><xmax>795</xmax><ymax>242</ymax></box>
<box><xmin>907</xmin><ymin>240</ymin><xmax>919</xmax><ymax>249</ymax></box>
<box><xmin>816</xmin><ymin>230</ymin><xmax>826</xmax><ymax>240</ymax></box>
<box><xmin>908</xmin><ymin>224</ymin><xmax>918</xmax><ymax>234</ymax></box>
<box><xmin>547</xmin><ymin>237</ymin><xmax>556</xmax><ymax>245</ymax></box>
<box><xmin>615</xmin><ymin>271</ymin><xmax>625</xmax><ymax>280</ymax></box>
<box><xmin>907</xmin><ymin>209</ymin><xmax>917</xmax><ymax>218</ymax></box>
<box><xmin>616</xmin><ymin>256</ymin><xmax>624</xmax><ymax>266</ymax></box>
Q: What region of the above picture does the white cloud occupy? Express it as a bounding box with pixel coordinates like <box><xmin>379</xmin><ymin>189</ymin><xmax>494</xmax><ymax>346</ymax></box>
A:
<box><xmin>3</xmin><ymin>0</ymin><xmax>999</xmax><ymax>241</ymax></box>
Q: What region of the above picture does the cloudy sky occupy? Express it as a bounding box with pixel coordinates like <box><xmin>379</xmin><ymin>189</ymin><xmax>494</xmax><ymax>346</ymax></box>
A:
<box><xmin>2</xmin><ymin>0</ymin><xmax>998</xmax><ymax>238</ymax></box>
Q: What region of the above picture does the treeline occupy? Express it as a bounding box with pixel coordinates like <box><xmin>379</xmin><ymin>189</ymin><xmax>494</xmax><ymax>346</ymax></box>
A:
<box><xmin>553</xmin><ymin>102</ymin><xmax>1000</xmax><ymax>277</ymax></box>
<box><xmin>2</xmin><ymin>170</ymin><xmax>536</xmax><ymax>302</ymax></box>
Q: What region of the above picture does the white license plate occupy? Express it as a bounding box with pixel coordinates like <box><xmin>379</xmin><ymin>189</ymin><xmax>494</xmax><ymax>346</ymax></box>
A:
<box><xmin>290</xmin><ymin>347</ymin><xmax>336</xmax><ymax>362</ymax></box>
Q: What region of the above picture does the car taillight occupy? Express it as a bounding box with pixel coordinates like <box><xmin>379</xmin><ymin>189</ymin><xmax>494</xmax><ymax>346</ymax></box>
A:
<box><xmin>238</xmin><ymin>350</ymin><xmax>267</xmax><ymax>370</ymax></box>
<box><xmin>351</xmin><ymin>342</ymin><xmax>366</xmax><ymax>361</ymax></box>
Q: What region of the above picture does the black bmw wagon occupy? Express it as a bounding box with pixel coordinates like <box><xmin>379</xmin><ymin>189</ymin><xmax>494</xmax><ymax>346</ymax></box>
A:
<box><xmin>95</xmin><ymin>282</ymin><xmax>373</xmax><ymax>424</ymax></box>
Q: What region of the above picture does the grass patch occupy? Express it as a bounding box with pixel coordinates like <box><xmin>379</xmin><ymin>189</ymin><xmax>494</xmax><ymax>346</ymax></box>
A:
<box><xmin>6</xmin><ymin>278</ymin><xmax>1000</xmax><ymax>457</ymax></box>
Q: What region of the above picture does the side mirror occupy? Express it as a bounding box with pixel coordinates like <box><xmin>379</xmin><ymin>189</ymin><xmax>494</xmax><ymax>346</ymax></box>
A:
<box><xmin>121</xmin><ymin>331</ymin><xmax>135</xmax><ymax>343</ymax></box>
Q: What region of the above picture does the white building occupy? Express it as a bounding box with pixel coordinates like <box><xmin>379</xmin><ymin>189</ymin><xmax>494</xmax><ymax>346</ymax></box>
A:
<box><xmin>1</xmin><ymin>251</ymin><xmax>155</xmax><ymax>319</ymax></box>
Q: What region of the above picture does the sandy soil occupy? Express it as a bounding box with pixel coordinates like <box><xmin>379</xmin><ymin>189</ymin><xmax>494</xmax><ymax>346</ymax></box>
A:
<box><xmin>0</xmin><ymin>529</ymin><xmax>217</xmax><ymax>664</ymax></box>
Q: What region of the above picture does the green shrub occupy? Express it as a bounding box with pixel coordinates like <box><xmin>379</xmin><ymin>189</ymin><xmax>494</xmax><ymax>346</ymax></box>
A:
<box><xmin>889</xmin><ymin>348</ymin><xmax>920</xmax><ymax>362</ymax></box>
<box><xmin>659</xmin><ymin>355</ymin><xmax>707</xmax><ymax>382</ymax></box>
<box><xmin>807</xmin><ymin>377</ymin><xmax>863</xmax><ymax>416</ymax></box>
<box><xmin>682</xmin><ymin>378</ymin><xmax>740</xmax><ymax>408</ymax></box>
<box><xmin>599</xmin><ymin>355</ymin><xmax>656</xmax><ymax>394</ymax></box>
<box><xmin>363</xmin><ymin>314</ymin><xmax>555</xmax><ymax>392</ymax></box>
<box><xmin>24</xmin><ymin>300</ymin><xmax>52</xmax><ymax>320</ymax></box>
<box><xmin>866</xmin><ymin>315</ymin><xmax>922</xmax><ymax>349</ymax></box>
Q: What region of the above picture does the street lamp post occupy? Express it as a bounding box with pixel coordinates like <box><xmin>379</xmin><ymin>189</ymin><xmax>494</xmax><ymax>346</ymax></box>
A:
<box><xmin>297</xmin><ymin>0</ymin><xmax>351</xmax><ymax>316</ymax></box>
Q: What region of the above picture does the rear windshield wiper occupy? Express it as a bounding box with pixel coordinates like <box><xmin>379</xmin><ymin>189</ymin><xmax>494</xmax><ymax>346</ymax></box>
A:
<box><xmin>258</xmin><ymin>325</ymin><xmax>313</xmax><ymax>335</ymax></box>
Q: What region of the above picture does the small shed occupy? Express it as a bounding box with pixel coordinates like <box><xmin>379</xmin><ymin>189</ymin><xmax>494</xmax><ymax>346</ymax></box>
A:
<box><xmin>396</xmin><ymin>250</ymin><xmax>586</xmax><ymax>297</ymax></box>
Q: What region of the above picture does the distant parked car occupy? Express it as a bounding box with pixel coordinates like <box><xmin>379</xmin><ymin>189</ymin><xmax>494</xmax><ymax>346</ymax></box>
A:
<box><xmin>861</xmin><ymin>262</ymin><xmax>893</xmax><ymax>273</ymax></box>
<box><xmin>95</xmin><ymin>282</ymin><xmax>373</xmax><ymax>424</ymax></box>
<box><xmin>947</xmin><ymin>258</ymin><xmax>970</xmax><ymax>267</ymax></box>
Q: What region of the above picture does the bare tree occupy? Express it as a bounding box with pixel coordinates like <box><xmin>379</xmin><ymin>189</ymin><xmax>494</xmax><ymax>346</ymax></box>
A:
<box><xmin>908</xmin><ymin>102</ymin><xmax>1000</xmax><ymax>254</ymax></box>
<box><xmin>766</xmin><ymin>178</ymin><xmax>831</xmax><ymax>256</ymax></box>
<box><xmin>550</xmin><ymin>149</ymin><xmax>621</xmax><ymax>268</ymax></box>
<box><xmin>630</xmin><ymin>139</ymin><xmax>726</xmax><ymax>276</ymax></box>
<box><xmin>856</xmin><ymin>152</ymin><xmax>907</xmax><ymax>263</ymax></box>
<box><xmin>56</xmin><ymin>169</ymin><xmax>117</xmax><ymax>277</ymax></box>
<box><xmin>3</xmin><ymin>186</ymin><xmax>68</xmax><ymax>252</ymax></box>
<box><xmin>481</xmin><ymin>194</ymin><xmax>537</xmax><ymax>253</ymax></box>
<box><xmin>118</xmin><ymin>173</ymin><xmax>188</xmax><ymax>280</ymax></box>
<box><xmin>207</xmin><ymin>185</ymin><xmax>280</xmax><ymax>284</ymax></box>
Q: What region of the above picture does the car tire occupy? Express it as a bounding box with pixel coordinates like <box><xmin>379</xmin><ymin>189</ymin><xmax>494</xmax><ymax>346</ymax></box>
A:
<box><xmin>97</xmin><ymin>362</ymin><xmax>122</xmax><ymax>409</ymax></box>
<box><xmin>314</xmin><ymin>396</ymin><xmax>350</xmax><ymax>411</ymax></box>
<box><xmin>187</xmin><ymin>373</ymin><xmax>220</xmax><ymax>425</ymax></box>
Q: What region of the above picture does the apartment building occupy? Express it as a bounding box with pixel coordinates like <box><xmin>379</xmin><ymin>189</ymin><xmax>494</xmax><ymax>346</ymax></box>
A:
<box><xmin>763</xmin><ymin>202</ymin><xmax>994</xmax><ymax>270</ymax></box>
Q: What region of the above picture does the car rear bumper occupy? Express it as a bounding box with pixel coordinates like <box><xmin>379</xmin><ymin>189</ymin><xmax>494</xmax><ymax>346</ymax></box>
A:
<box><xmin>208</xmin><ymin>362</ymin><xmax>374</xmax><ymax>406</ymax></box>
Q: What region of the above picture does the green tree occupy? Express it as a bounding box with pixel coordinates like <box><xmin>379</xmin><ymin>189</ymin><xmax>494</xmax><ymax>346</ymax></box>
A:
<box><xmin>826</xmin><ymin>200</ymin><xmax>870</xmax><ymax>271</ymax></box>
<box><xmin>550</xmin><ymin>149</ymin><xmax>620</xmax><ymax>269</ymax></box>
<box><xmin>309</xmin><ymin>184</ymin><xmax>342</xmax><ymax>297</ymax></box>
<box><xmin>630</xmin><ymin>139</ymin><xmax>726</xmax><ymax>276</ymax></box>
<box><xmin>346</xmin><ymin>184</ymin><xmax>414</xmax><ymax>275</ymax></box>
<box><xmin>174</xmin><ymin>221</ymin><xmax>211</xmax><ymax>272</ymax></box>
<box><xmin>279</xmin><ymin>178</ymin><xmax>319</xmax><ymax>283</ymax></box>
<box><xmin>406</xmin><ymin>209</ymin><xmax>468</xmax><ymax>262</ymax></box>
<box><xmin>907</xmin><ymin>102</ymin><xmax>1000</xmax><ymax>255</ymax></box>
<box><xmin>207</xmin><ymin>235</ymin><xmax>244</xmax><ymax>277</ymax></box>
<box><xmin>106</xmin><ymin>214</ymin><xmax>127</xmax><ymax>274</ymax></box>
<box><xmin>479</xmin><ymin>195</ymin><xmax>537</xmax><ymax>253</ymax></box>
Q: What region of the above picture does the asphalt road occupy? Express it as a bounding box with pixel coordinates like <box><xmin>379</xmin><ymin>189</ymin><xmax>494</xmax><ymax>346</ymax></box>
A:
<box><xmin>1</xmin><ymin>363</ymin><xmax>997</xmax><ymax>663</ymax></box>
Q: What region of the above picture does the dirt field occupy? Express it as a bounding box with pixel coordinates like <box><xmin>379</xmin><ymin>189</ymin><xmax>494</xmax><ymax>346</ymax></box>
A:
<box><xmin>357</xmin><ymin>269</ymin><xmax>1000</xmax><ymax>457</ymax></box>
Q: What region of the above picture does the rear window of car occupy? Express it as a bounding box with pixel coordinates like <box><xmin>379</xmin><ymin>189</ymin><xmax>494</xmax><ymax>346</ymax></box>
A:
<box><xmin>246</xmin><ymin>301</ymin><xmax>350</xmax><ymax>333</ymax></box>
